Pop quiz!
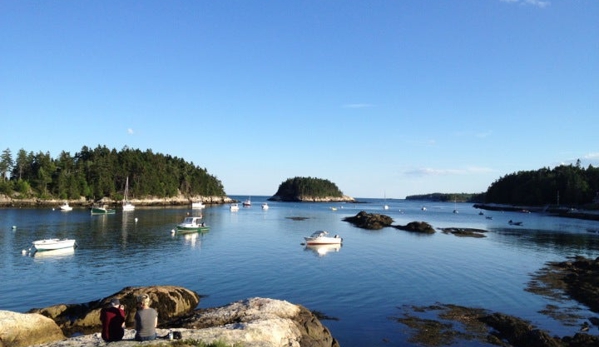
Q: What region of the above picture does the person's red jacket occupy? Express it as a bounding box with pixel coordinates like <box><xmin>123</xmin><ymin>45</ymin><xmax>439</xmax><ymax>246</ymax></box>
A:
<box><xmin>100</xmin><ymin>306</ymin><xmax>125</xmax><ymax>341</ymax></box>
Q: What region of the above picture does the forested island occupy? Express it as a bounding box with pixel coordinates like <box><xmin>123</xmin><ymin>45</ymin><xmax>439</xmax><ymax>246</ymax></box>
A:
<box><xmin>408</xmin><ymin>163</ymin><xmax>599</xmax><ymax>210</ymax></box>
<box><xmin>0</xmin><ymin>146</ymin><xmax>226</xmax><ymax>205</ymax></box>
<box><xmin>268</xmin><ymin>176</ymin><xmax>355</xmax><ymax>202</ymax></box>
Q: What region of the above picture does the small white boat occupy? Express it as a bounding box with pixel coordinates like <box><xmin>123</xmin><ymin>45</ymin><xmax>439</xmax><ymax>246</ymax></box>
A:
<box><xmin>59</xmin><ymin>202</ymin><xmax>73</xmax><ymax>211</ymax></box>
<box><xmin>175</xmin><ymin>216</ymin><xmax>209</xmax><ymax>233</ymax></box>
<box><xmin>261</xmin><ymin>203</ymin><xmax>269</xmax><ymax>210</ymax></box>
<box><xmin>32</xmin><ymin>239</ymin><xmax>77</xmax><ymax>252</ymax></box>
<box><xmin>383</xmin><ymin>205</ymin><xmax>389</xmax><ymax>210</ymax></box>
<box><xmin>230</xmin><ymin>203</ymin><xmax>239</xmax><ymax>212</ymax></box>
<box><xmin>242</xmin><ymin>198</ymin><xmax>251</xmax><ymax>207</ymax></box>
<box><xmin>304</xmin><ymin>230</ymin><xmax>343</xmax><ymax>245</ymax></box>
<box><xmin>191</xmin><ymin>201</ymin><xmax>205</xmax><ymax>209</ymax></box>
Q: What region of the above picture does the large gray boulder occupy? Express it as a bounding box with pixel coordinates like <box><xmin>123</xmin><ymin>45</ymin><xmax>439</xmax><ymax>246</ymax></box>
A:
<box><xmin>0</xmin><ymin>310</ymin><xmax>65</xmax><ymax>347</ymax></box>
<box><xmin>172</xmin><ymin>297</ymin><xmax>340</xmax><ymax>347</ymax></box>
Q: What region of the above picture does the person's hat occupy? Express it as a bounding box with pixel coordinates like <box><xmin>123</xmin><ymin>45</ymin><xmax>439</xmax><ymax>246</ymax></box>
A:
<box><xmin>110</xmin><ymin>298</ymin><xmax>120</xmax><ymax>306</ymax></box>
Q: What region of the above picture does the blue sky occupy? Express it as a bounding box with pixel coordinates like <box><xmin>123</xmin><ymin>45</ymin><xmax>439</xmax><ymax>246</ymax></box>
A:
<box><xmin>1</xmin><ymin>0</ymin><xmax>597</xmax><ymax>199</ymax></box>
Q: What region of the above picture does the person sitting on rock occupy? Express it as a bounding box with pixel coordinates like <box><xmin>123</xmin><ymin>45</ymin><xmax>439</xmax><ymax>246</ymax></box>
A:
<box><xmin>100</xmin><ymin>298</ymin><xmax>125</xmax><ymax>342</ymax></box>
<box><xmin>134</xmin><ymin>294</ymin><xmax>158</xmax><ymax>341</ymax></box>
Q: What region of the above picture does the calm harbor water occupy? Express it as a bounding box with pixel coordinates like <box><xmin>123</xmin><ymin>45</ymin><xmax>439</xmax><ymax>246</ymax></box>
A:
<box><xmin>1</xmin><ymin>197</ymin><xmax>599</xmax><ymax>346</ymax></box>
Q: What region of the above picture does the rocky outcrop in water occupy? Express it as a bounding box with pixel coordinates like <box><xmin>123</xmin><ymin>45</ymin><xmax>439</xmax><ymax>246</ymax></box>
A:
<box><xmin>343</xmin><ymin>211</ymin><xmax>393</xmax><ymax>230</ymax></box>
<box><xmin>394</xmin><ymin>221</ymin><xmax>435</xmax><ymax>234</ymax></box>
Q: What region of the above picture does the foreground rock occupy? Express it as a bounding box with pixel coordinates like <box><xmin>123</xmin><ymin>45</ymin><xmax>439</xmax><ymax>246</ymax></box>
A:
<box><xmin>16</xmin><ymin>285</ymin><xmax>338</xmax><ymax>347</ymax></box>
<box><xmin>0</xmin><ymin>310</ymin><xmax>65</xmax><ymax>347</ymax></box>
<box><xmin>29</xmin><ymin>285</ymin><xmax>199</xmax><ymax>336</ymax></box>
<box><xmin>343</xmin><ymin>211</ymin><xmax>393</xmax><ymax>230</ymax></box>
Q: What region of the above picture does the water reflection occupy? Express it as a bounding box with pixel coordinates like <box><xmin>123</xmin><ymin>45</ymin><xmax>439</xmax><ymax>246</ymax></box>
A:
<box><xmin>304</xmin><ymin>244</ymin><xmax>342</xmax><ymax>257</ymax></box>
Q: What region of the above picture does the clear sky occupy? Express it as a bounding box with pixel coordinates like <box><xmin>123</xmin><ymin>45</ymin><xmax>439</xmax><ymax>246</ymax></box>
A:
<box><xmin>1</xmin><ymin>0</ymin><xmax>597</xmax><ymax>199</ymax></box>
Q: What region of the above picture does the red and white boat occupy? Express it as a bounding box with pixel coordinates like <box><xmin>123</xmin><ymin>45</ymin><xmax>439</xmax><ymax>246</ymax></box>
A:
<box><xmin>304</xmin><ymin>230</ymin><xmax>343</xmax><ymax>245</ymax></box>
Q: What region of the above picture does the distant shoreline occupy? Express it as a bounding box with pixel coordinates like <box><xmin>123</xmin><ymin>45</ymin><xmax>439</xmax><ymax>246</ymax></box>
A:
<box><xmin>474</xmin><ymin>203</ymin><xmax>599</xmax><ymax>222</ymax></box>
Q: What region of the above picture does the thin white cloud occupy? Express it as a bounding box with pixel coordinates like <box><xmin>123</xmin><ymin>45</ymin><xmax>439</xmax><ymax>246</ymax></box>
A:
<box><xmin>404</xmin><ymin>166</ymin><xmax>494</xmax><ymax>177</ymax></box>
<box><xmin>500</xmin><ymin>0</ymin><xmax>550</xmax><ymax>8</ymax></box>
<box><xmin>475</xmin><ymin>131</ymin><xmax>492</xmax><ymax>138</ymax></box>
<box><xmin>343</xmin><ymin>103</ymin><xmax>374</xmax><ymax>109</ymax></box>
<box><xmin>584</xmin><ymin>153</ymin><xmax>599</xmax><ymax>160</ymax></box>
<box><xmin>127</xmin><ymin>128</ymin><xmax>134</xmax><ymax>135</ymax></box>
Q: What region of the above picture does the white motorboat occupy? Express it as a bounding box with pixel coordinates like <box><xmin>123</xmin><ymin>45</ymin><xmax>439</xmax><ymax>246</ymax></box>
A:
<box><xmin>191</xmin><ymin>201</ymin><xmax>205</xmax><ymax>209</ymax></box>
<box><xmin>242</xmin><ymin>198</ymin><xmax>251</xmax><ymax>207</ymax></box>
<box><xmin>230</xmin><ymin>203</ymin><xmax>239</xmax><ymax>212</ymax></box>
<box><xmin>304</xmin><ymin>230</ymin><xmax>343</xmax><ymax>245</ymax></box>
<box><xmin>59</xmin><ymin>202</ymin><xmax>73</xmax><ymax>211</ymax></box>
<box><xmin>261</xmin><ymin>203</ymin><xmax>269</xmax><ymax>210</ymax></box>
<box><xmin>31</xmin><ymin>239</ymin><xmax>77</xmax><ymax>252</ymax></box>
<box><xmin>175</xmin><ymin>216</ymin><xmax>209</xmax><ymax>233</ymax></box>
<box><xmin>122</xmin><ymin>177</ymin><xmax>135</xmax><ymax>211</ymax></box>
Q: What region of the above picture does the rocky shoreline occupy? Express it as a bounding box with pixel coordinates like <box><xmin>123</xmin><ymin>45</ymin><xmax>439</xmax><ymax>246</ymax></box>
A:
<box><xmin>0</xmin><ymin>195</ymin><xmax>235</xmax><ymax>208</ymax></box>
<box><xmin>0</xmin><ymin>286</ymin><xmax>339</xmax><ymax>347</ymax></box>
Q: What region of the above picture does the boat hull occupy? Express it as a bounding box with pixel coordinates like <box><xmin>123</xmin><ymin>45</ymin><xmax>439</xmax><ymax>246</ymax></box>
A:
<box><xmin>32</xmin><ymin>239</ymin><xmax>77</xmax><ymax>252</ymax></box>
<box><xmin>176</xmin><ymin>226</ymin><xmax>210</xmax><ymax>234</ymax></box>
<box><xmin>304</xmin><ymin>238</ymin><xmax>343</xmax><ymax>245</ymax></box>
<box><xmin>91</xmin><ymin>207</ymin><xmax>116</xmax><ymax>215</ymax></box>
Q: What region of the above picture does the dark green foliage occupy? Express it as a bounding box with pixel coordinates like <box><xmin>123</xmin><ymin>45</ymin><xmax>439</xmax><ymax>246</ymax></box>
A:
<box><xmin>406</xmin><ymin>192</ymin><xmax>485</xmax><ymax>203</ymax></box>
<box><xmin>485</xmin><ymin>164</ymin><xmax>599</xmax><ymax>207</ymax></box>
<box><xmin>3</xmin><ymin>145</ymin><xmax>225</xmax><ymax>200</ymax></box>
<box><xmin>274</xmin><ymin>176</ymin><xmax>343</xmax><ymax>199</ymax></box>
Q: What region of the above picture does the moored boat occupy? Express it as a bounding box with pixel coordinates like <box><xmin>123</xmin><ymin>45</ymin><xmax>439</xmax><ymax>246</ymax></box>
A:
<box><xmin>32</xmin><ymin>238</ymin><xmax>77</xmax><ymax>252</ymax></box>
<box><xmin>91</xmin><ymin>205</ymin><xmax>116</xmax><ymax>215</ymax></box>
<box><xmin>230</xmin><ymin>203</ymin><xmax>239</xmax><ymax>212</ymax></box>
<box><xmin>175</xmin><ymin>216</ymin><xmax>209</xmax><ymax>233</ymax></box>
<box><xmin>261</xmin><ymin>203</ymin><xmax>269</xmax><ymax>210</ymax></box>
<box><xmin>122</xmin><ymin>177</ymin><xmax>135</xmax><ymax>211</ymax></box>
<box><xmin>242</xmin><ymin>198</ymin><xmax>251</xmax><ymax>207</ymax></box>
<box><xmin>304</xmin><ymin>230</ymin><xmax>343</xmax><ymax>245</ymax></box>
<box><xmin>191</xmin><ymin>201</ymin><xmax>205</xmax><ymax>209</ymax></box>
<box><xmin>59</xmin><ymin>202</ymin><xmax>73</xmax><ymax>211</ymax></box>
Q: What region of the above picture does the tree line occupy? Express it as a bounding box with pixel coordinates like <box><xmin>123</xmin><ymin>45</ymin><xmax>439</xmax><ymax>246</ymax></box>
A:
<box><xmin>0</xmin><ymin>146</ymin><xmax>226</xmax><ymax>201</ymax></box>
<box><xmin>485</xmin><ymin>161</ymin><xmax>599</xmax><ymax>207</ymax></box>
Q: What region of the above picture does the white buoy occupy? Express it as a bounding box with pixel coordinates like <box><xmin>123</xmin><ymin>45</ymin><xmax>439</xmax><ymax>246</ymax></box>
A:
<box><xmin>171</xmin><ymin>229</ymin><xmax>176</xmax><ymax>234</ymax></box>
<box><xmin>135</xmin><ymin>218</ymin><xmax>138</xmax><ymax>223</ymax></box>
<box><xmin>12</xmin><ymin>226</ymin><xmax>16</xmax><ymax>230</ymax></box>
<box><xmin>22</xmin><ymin>249</ymin><xmax>27</xmax><ymax>255</ymax></box>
